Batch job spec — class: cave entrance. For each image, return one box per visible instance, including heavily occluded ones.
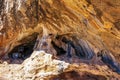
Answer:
[1,33,38,64]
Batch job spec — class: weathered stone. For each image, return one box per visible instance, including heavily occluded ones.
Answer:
[0,0,120,79]
[0,51,69,80]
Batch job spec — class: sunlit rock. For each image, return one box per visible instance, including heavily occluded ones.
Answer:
[23,51,69,78]
[0,51,69,80]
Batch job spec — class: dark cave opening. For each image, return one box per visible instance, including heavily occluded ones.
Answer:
[0,32,38,64]
[8,43,34,64]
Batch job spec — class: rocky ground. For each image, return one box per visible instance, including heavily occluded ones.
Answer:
[0,51,120,80]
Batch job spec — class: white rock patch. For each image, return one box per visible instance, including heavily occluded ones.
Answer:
[0,51,69,80]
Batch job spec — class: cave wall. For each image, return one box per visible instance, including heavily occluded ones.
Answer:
[0,0,120,61]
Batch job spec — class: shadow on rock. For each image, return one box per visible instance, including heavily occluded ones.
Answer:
[49,70,107,80]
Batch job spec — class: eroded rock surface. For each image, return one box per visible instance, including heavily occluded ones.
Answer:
[0,51,69,80]
[0,0,120,80]
[0,51,120,80]
[0,0,120,59]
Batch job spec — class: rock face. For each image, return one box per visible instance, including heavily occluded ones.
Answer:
[0,51,69,80]
[0,0,120,58]
[0,0,120,79]
[0,51,120,80]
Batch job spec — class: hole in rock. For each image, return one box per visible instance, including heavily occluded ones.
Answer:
[2,33,38,64]
[51,41,66,56]
[8,44,34,64]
